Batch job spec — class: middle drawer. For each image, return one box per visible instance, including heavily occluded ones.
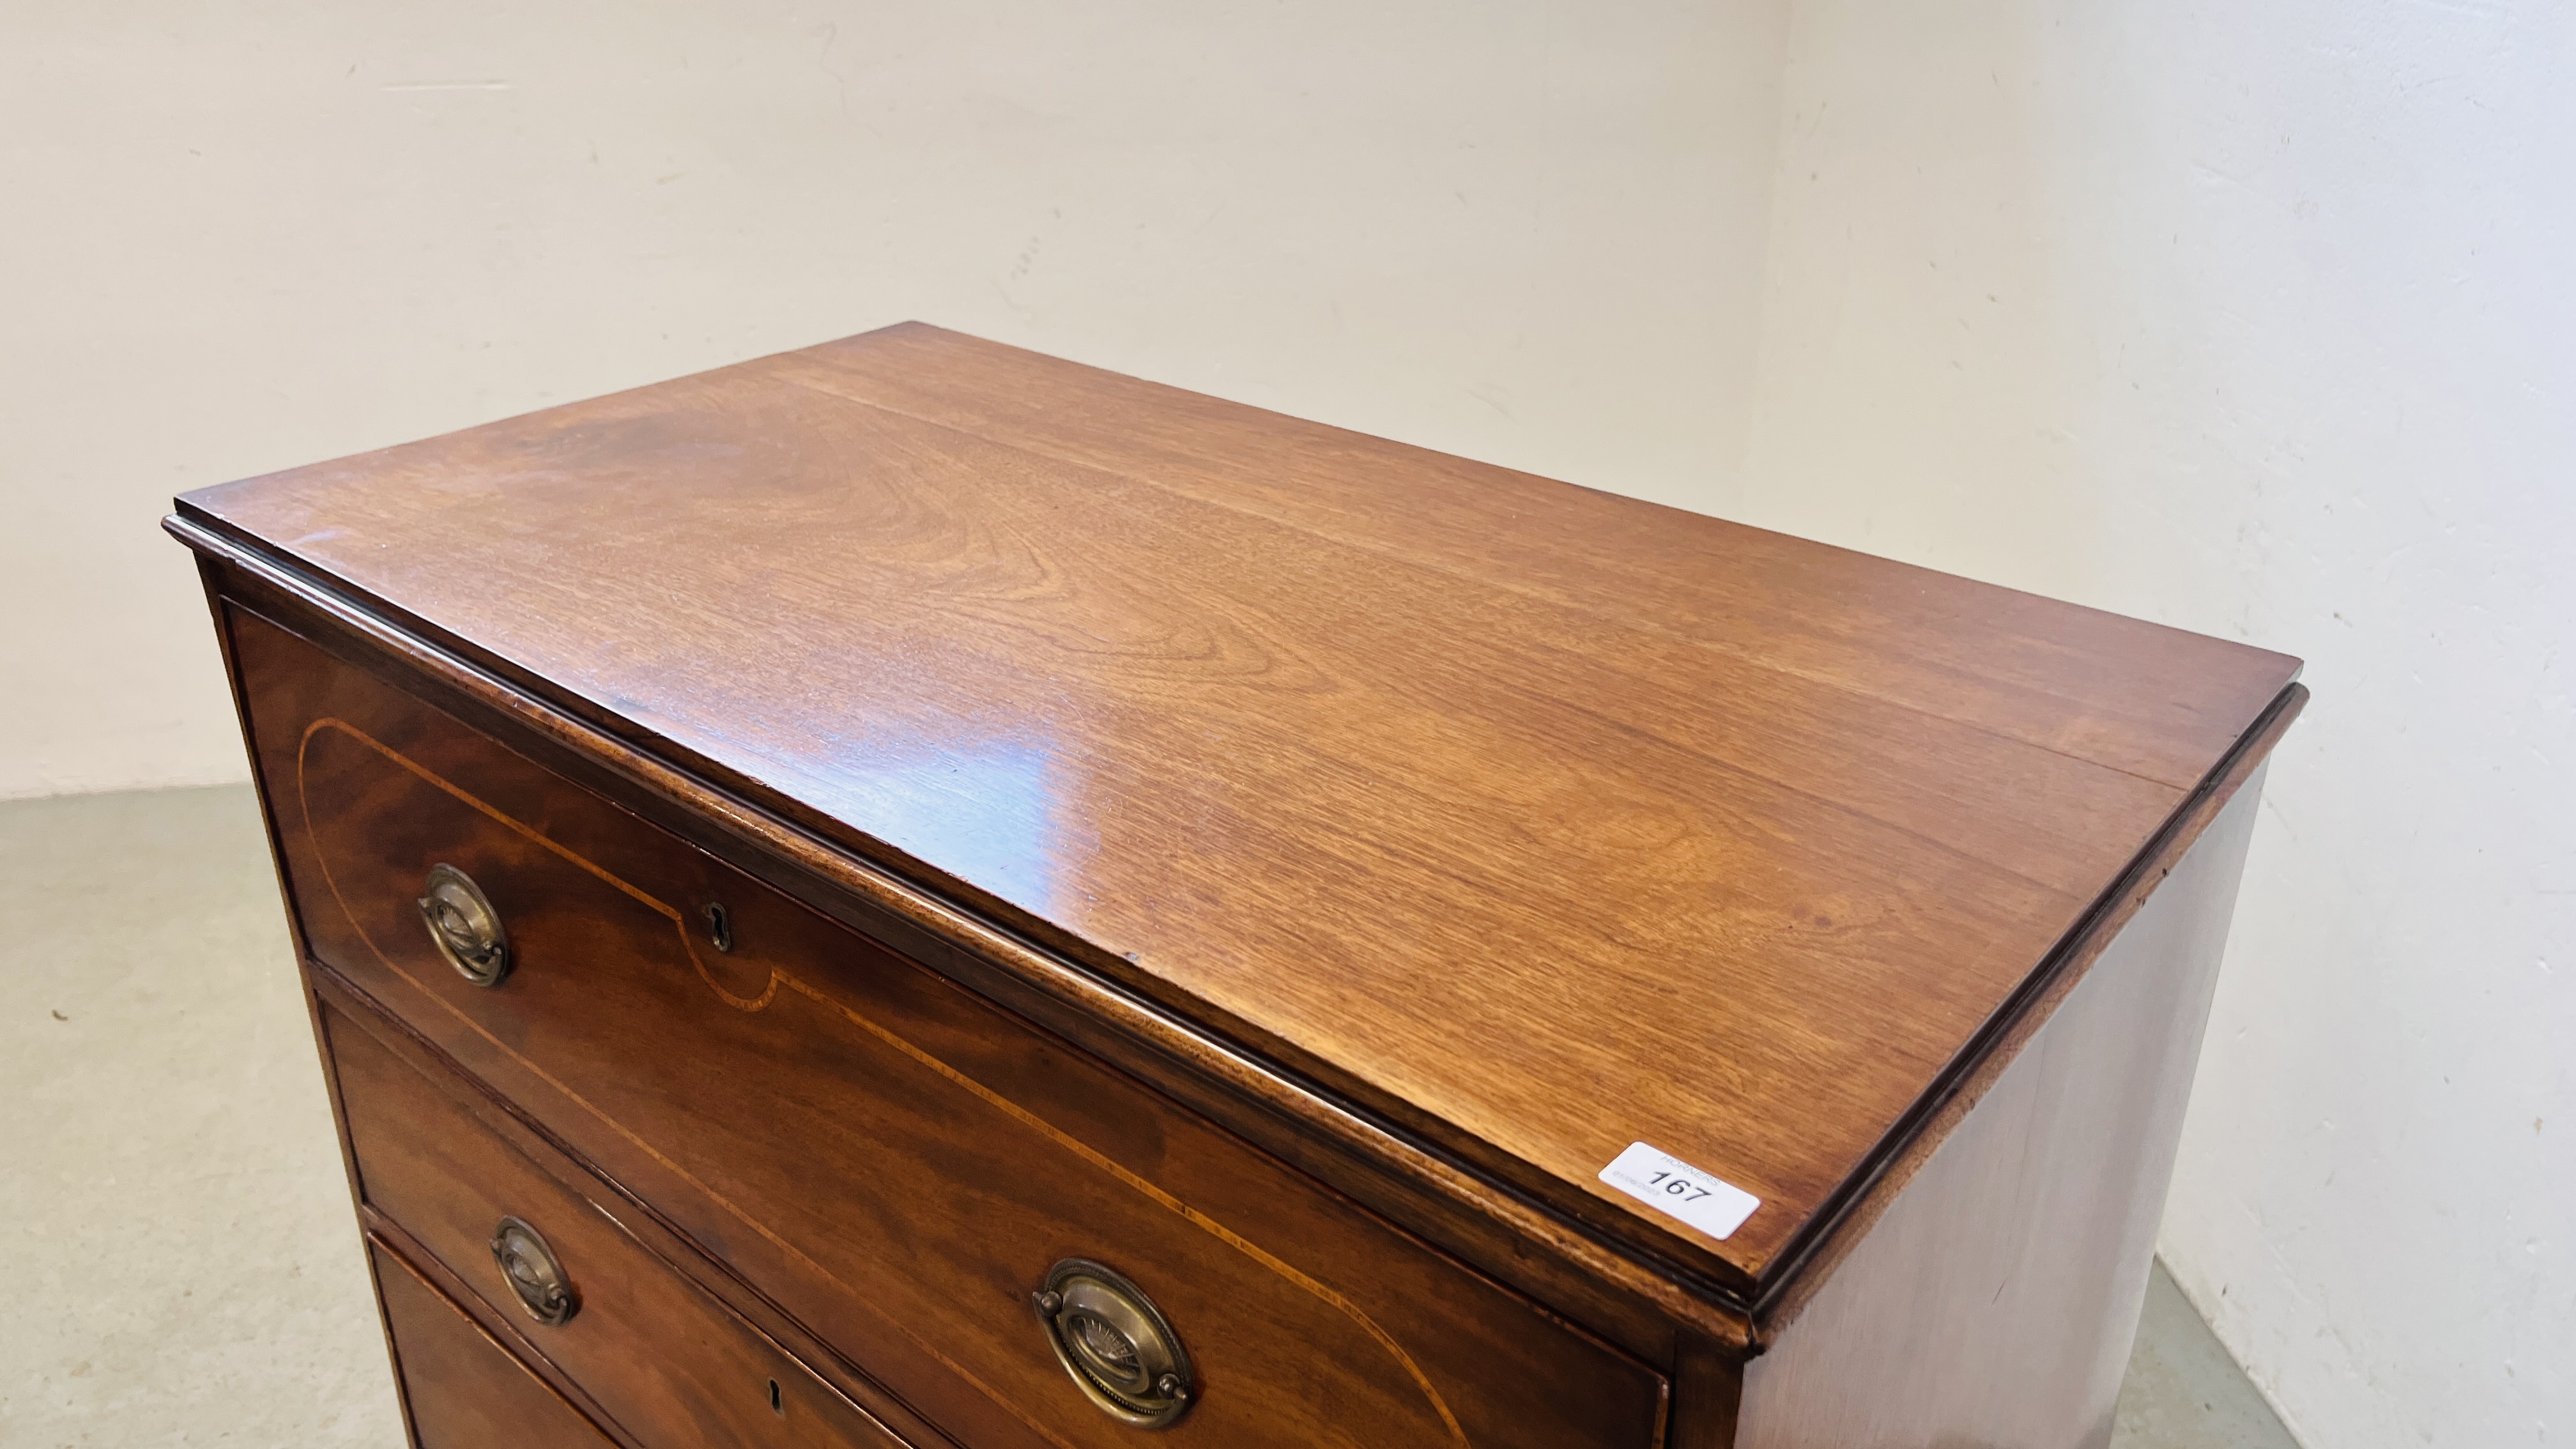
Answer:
[325,990,918,1449]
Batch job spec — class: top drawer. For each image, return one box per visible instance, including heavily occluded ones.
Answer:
[228,604,1666,1449]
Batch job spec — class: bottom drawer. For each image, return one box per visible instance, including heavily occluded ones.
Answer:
[323,990,914,1449]
[374,1238,615,1448]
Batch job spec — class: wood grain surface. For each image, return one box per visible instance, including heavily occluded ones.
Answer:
[371,1238,618,1448]
[1735,776,2267,1449]
[236,607,1664,1449]
[325,997,915,1449]
[178,322,2302,1296]
[194,548,1728,1362]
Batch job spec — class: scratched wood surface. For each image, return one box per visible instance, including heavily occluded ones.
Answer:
[178,323,2301,1292]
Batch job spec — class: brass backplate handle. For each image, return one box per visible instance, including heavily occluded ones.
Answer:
[490,1216,578,1326]
[418,862,510,987]
[1031,1259,1194,1429]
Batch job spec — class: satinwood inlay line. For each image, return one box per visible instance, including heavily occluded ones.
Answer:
[295,715,1471,1445]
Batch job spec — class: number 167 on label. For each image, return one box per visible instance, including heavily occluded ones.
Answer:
[1597,1141,1761,1241]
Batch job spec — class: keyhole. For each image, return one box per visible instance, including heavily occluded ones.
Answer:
[767,1377,783,1417]
[705,902,734,954]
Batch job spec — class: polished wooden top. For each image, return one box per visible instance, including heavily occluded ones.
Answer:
[178,323,2301,1298]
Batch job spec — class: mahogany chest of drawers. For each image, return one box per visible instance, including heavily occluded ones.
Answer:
[171,324,2303,1449]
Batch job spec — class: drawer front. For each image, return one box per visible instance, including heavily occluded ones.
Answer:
[232,604,1667,1449]
[373,1238,618,1448]
[326,994,915,1449]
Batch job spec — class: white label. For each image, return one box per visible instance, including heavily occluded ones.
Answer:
[1597,1142,1761,1241]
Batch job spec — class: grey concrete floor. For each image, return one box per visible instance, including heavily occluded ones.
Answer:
[0,785,2303,1448]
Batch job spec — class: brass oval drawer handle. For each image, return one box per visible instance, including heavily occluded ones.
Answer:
[1030,1259,1193,1429]
[418,863,510,987]
[489,1216,578,1326]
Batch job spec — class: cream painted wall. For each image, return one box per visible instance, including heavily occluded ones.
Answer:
[0,0,1785,797]
[1738,3,2575,1446]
